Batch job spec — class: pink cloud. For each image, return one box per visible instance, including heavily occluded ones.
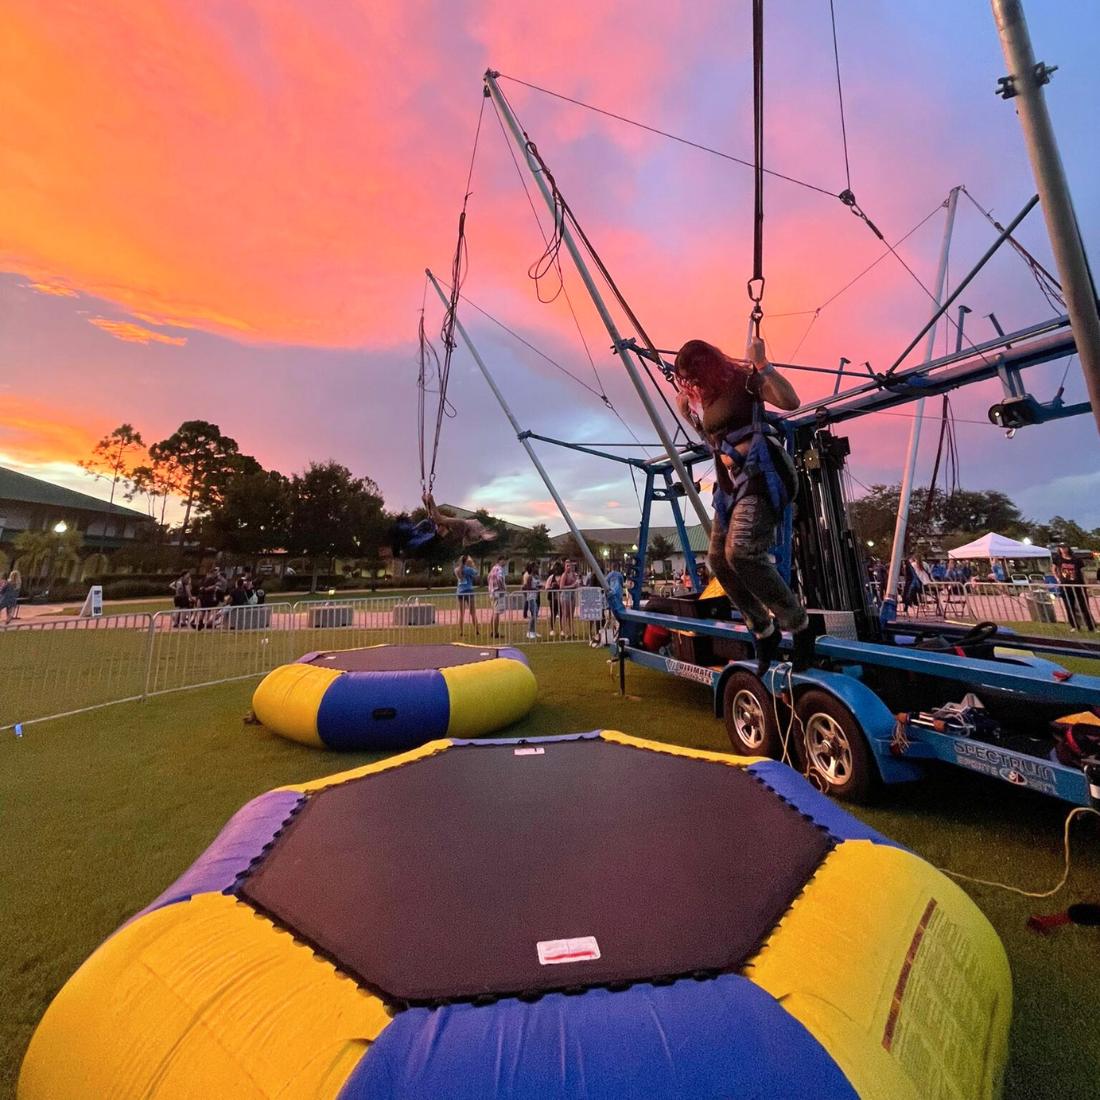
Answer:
[88,318,188,346]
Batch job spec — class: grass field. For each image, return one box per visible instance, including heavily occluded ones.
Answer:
[2,646,1099,1097]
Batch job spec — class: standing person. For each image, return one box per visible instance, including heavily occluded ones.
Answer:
[172,570,193,628]
[1053,545,1095,632]
[194,569,220,630]
[488,555,508,638]
[455,554,479,637]
[559,559,580,637]
[902,558,923,613]
[522,561,542,639]
[673,336,810,674]
[228,576,251,606]
[0,569,21,624]
[545,559,564,637]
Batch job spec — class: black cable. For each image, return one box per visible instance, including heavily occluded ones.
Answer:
[960,185,1065,312]
[748,0,765,337]
[429,94,487,493]
[496,72,839,198]
[496,84,694,439]
[769,199,943,350]
[828,0,851,192]
[490,97,608,399]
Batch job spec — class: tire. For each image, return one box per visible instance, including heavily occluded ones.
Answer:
[722,670,782,758]
[794,689,879,803]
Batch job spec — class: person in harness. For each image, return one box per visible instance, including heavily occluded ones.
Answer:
[674,335,813,674]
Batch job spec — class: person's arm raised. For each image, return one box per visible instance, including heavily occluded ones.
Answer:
[748,337,800,411]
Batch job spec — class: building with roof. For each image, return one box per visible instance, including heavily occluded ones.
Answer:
[551,523,708,575]
[0,466,154,567]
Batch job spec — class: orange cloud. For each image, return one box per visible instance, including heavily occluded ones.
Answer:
[0,398,101,467]
[87,318,188,346]
[24,280,78,297]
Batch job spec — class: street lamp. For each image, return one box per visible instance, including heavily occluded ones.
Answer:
[45,520,69,595]
[866,539,875,548]
[1022,536,1033,545]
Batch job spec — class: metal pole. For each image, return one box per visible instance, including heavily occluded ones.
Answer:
[426,270,609,588]
[484,71,712,533]
[884,186,960,606]
[992,0,1100,435]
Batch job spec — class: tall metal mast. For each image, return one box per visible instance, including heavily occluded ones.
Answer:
[991,0,1100,436]
[884,186,960,609]
[425,269,609,588]
[484,71,712,534]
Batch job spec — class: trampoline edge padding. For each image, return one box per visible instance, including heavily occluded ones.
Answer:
[21,731,1012,1100]
[252,644,537,750]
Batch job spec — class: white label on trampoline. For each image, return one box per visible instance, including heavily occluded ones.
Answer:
[514,746,545,756]
[537,937,601,965]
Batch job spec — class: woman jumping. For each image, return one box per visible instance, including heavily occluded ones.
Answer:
[673,336,813,674]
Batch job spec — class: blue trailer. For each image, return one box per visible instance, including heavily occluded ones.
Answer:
[608,590,1100,807]
[441,68,1100,813]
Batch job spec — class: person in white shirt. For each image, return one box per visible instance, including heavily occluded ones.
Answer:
[488,556,508,638]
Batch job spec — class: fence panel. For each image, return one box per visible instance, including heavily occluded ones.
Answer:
[0,613,153,728]
[144,602,298,697]
[1,588,607,730]
[913,580,1100,633]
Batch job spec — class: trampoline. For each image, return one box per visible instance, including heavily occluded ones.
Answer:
[21,732,1012,1100]
[251,643,537,749]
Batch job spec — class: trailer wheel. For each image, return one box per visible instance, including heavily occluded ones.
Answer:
[722,671,782,758]
[794,690,879,803]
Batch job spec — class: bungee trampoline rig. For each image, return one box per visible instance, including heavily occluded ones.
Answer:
[422,3,1100,810]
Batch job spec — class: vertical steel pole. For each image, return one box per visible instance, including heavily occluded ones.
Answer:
[992,0,1100,436]
[484,71,712,533]
[884,186,960,605]
[426,270,609,588]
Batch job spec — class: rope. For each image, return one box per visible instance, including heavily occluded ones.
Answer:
[941,807,1099,899]
[490,98,607,399]
[440,280,653,464]
[960,185,1065,313]
[496,72,839,198]
[828,0,851,192]
[495,85,695,439]
[425,94,487,494]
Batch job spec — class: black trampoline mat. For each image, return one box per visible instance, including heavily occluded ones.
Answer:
[238,739,832,1004]
[304,644,502,672]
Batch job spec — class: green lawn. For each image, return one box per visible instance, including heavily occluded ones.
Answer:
[2,647,1098,1097]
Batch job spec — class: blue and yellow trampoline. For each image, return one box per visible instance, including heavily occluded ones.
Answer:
[252,643,537,749]
[21,732,1011,1099]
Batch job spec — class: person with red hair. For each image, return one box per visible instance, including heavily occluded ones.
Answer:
[674,336,812,673]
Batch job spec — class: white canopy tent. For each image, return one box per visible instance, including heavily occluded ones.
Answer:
[947,533,1050,561]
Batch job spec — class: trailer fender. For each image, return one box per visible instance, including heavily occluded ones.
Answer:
[787,668,923,785]
[715,662,922,786]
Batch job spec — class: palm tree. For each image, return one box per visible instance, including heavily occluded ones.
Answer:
[14,527,84,593]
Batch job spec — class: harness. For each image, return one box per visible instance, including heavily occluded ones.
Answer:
[711,397,792,527]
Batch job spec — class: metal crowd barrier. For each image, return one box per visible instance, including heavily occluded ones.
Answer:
[0,589,608,730]
[906,580,1099,631]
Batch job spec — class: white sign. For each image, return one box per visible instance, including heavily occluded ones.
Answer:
[537,936,601,965]
[578,587,605,621]
[79,585,103,618]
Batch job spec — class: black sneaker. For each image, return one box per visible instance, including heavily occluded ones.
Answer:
[754,628,782,679]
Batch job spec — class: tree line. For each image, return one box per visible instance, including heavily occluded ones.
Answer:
[848,483,1100,564]
[78,421,560,587]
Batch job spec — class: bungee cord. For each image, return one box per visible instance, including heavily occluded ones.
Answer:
[419,95,487,497]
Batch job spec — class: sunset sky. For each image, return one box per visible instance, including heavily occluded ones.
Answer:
[2,1,1098,532]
